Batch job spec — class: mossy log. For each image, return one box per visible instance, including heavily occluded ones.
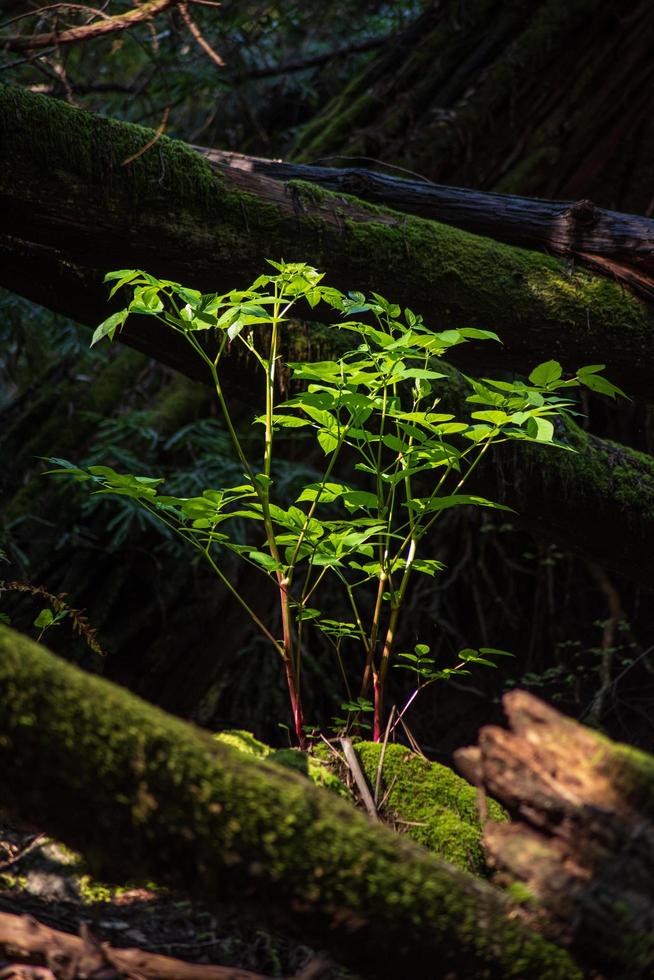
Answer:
[198,148,654,303]
[456,690,654,979]
[0,625,581,980]
[1,84,654,401]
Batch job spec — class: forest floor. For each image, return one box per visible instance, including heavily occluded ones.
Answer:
[0,822,326,978]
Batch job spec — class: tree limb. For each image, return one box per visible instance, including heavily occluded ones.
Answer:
[1,0,176,51]
[198,147,654,303]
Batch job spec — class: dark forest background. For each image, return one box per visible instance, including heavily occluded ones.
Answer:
[2,0,653,758]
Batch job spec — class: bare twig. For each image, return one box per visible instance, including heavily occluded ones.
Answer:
[121,104,171,165]
[0,911,276,979]
[339,737,378,821]
[2,0,176,51]
[236,34,388,81]
[0,2,112,31]
[0,834,46,871]
[178,1,224,68]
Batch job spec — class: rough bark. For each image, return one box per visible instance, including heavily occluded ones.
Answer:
[456,690,654,979]
[0,624,581,980]
[0,911,276,980]
[199,148,654,302]
[292,0,654,214]
[2,84,654,401]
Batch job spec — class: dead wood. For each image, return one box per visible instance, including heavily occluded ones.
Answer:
[198,147,654,303]
[455,690,654,979]
[0,910,301,980]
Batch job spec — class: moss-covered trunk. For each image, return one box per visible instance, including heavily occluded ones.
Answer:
[0,624,581,979]
[1,84,654,400]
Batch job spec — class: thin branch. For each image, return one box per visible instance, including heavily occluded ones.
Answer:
[340,737,378,821]
[121,103,170,165]
[178,0,224,68]
[236,34,389,81]
[2,0,176,51]
[373,705,395,807]
[0,2,112,31]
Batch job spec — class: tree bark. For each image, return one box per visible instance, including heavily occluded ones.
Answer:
[198,151,654,302]
[455,690,654,979]
[0,624,581,980]
[291,0,654,214]
[1,83,654,400]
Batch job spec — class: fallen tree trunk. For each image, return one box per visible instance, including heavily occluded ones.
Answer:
[455,690,654,979]
[0,625,580,980]
[1,84,654,399]
[199,148,654,302]
[2,85,654,589]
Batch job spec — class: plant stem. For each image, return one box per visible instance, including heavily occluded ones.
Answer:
[373,536,416,740]
[261,299,305,746]
[360,567,387,699]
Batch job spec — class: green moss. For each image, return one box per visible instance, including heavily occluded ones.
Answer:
[506,881,538,907]
[541,419,654,523]
[144,375,210,435]
[269,748,350,799]
[0,871,28,890]
[214,729,272,759]
[0,625,580,978]
[353,742,506,874]
[76,872,161,904]
[606,740,654,812]
[215,731,350,798]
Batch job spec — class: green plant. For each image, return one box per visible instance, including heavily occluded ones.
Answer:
[46,262,623,744]
[0,580,106,655]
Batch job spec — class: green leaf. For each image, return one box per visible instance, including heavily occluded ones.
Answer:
[317,430,339,454]
[526,416,554,442]
[411,558,445,576]
[105,269,141,298]
[33,608,54,628]
[341,697,374,713]
[264,414,311,428]
[316,619,359,639]
[408,494,513,515]
[296,482,349,504]
[528,360,562,387]
[342,490,379,512]
[247,550,282,571]
[91,310,127,347]
[295,606,321,621]
[470,410,510,425]
[576,363,605,376]
[578,372,627,399]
